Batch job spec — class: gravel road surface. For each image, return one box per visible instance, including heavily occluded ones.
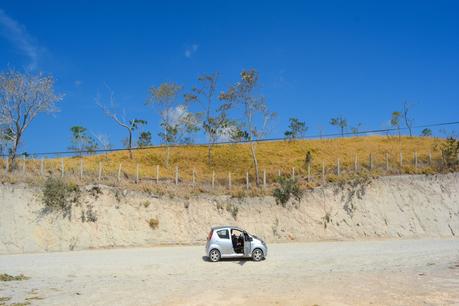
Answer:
[1,239,458,305]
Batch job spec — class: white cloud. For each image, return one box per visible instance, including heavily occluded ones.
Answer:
[0,9,41,70]
[184,43,199,59]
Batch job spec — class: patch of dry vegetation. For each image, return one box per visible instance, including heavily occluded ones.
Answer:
[0,273,29,282]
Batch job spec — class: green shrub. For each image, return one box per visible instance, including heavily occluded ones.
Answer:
[440,137,459,170]
[0,273,29,282]
[226,203,239,220]
[272,176,303,207]
[42,177,80,218]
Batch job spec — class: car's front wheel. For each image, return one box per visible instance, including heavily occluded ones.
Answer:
[209,249,221,262]
[252,248,264,262]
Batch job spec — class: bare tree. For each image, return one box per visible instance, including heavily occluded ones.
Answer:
[185,73,231,165]
[219,69,275,185]
[402,101,414,137]
[0,69,62,168]
[96,90,146,159]
[147,83,199,167]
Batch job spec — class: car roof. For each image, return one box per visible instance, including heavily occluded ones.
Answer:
[212,225,244,231]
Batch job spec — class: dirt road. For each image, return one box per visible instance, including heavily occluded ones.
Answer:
[1,239,458,305]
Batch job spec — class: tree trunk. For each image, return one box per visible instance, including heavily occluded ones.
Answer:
[9,131,21,171]
[249,141,259,186]
[128,130,133,159]
[207,143,212,165]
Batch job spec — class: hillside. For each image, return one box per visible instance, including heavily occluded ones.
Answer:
[6,136,448,187]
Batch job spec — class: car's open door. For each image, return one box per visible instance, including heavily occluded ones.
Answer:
[243,231,252,257]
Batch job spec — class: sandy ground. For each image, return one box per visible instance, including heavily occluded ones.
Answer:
[1,239,458,306]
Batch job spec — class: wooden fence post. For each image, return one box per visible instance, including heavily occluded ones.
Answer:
[428,151,432,166]
[22,155,26,175]
[98,162,102,181]
[192,168,196,186]
[246,171,249,190]
[156,165,159,184]
[263,169,266,189]
[61,159,65,178]
[118,163,122,182]
[212,171,215,189]
[228,172,232,190]
[136,164,140,183]
[337,158,340,176]
[354,154,358,172]
[321,161,325,184]
[307,163,311,182]
[385,153,389,171]
[40,158,44,176]
[278,169,281,177]
[292,167,295,179]
[399,152,403,169]
[369,153,373,170]
[414,151,418,169]
[80,159,83,179]
[175,166,179,185]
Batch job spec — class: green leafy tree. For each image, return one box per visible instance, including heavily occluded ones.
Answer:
[421,128,432,137]
[137,131,152,147]
[391,111,401,139]
[330,117,347,137]
[219,69,275,185]
[69,126,98,155]
[284,118,307,140]
[0,69,62,168]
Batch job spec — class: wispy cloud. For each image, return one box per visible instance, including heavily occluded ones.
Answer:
[184,43,199,59]
[0,8,42,70]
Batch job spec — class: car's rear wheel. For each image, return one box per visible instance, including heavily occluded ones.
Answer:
[252,248,264,262]
[209,249,221,262]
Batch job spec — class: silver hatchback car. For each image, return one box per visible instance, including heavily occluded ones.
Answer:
[205,226,267,262]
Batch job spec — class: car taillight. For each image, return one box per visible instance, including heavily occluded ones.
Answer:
[207,230,213,241]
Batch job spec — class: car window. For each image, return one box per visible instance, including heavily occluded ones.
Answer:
[217,229,229,239]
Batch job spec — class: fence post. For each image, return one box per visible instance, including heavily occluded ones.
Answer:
[385,153,389,171]
[40,158,44,176]
[246,171,249,190]
[98,162,102,181]
[192,168,196,186]
[4,158,8,174]
[136,164,140,183]
[399,152,403,169]
[337,158,340,176]
[414,151,418,169]
[175,166,179,185]
[428,151,432,166]
[321,161,325,185]
[22,155,26,175]
[61,159,65,178]
[118,163,122,182]
[80,159,83,179]
[156,165,159,184]
[354,154,358,172]
[369,153,373,171]
[212,170,215,189]
[307,163,311,182]
[292,167,295,179]
[278,169,281,177]
[228,172,232,190]
[263,169,266,189]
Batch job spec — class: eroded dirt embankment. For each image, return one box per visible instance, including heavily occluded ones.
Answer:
[0,173,458,254]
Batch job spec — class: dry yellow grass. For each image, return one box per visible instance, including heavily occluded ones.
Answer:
[2,136,446,186]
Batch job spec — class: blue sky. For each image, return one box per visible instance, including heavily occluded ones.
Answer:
[0,0,458,154]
